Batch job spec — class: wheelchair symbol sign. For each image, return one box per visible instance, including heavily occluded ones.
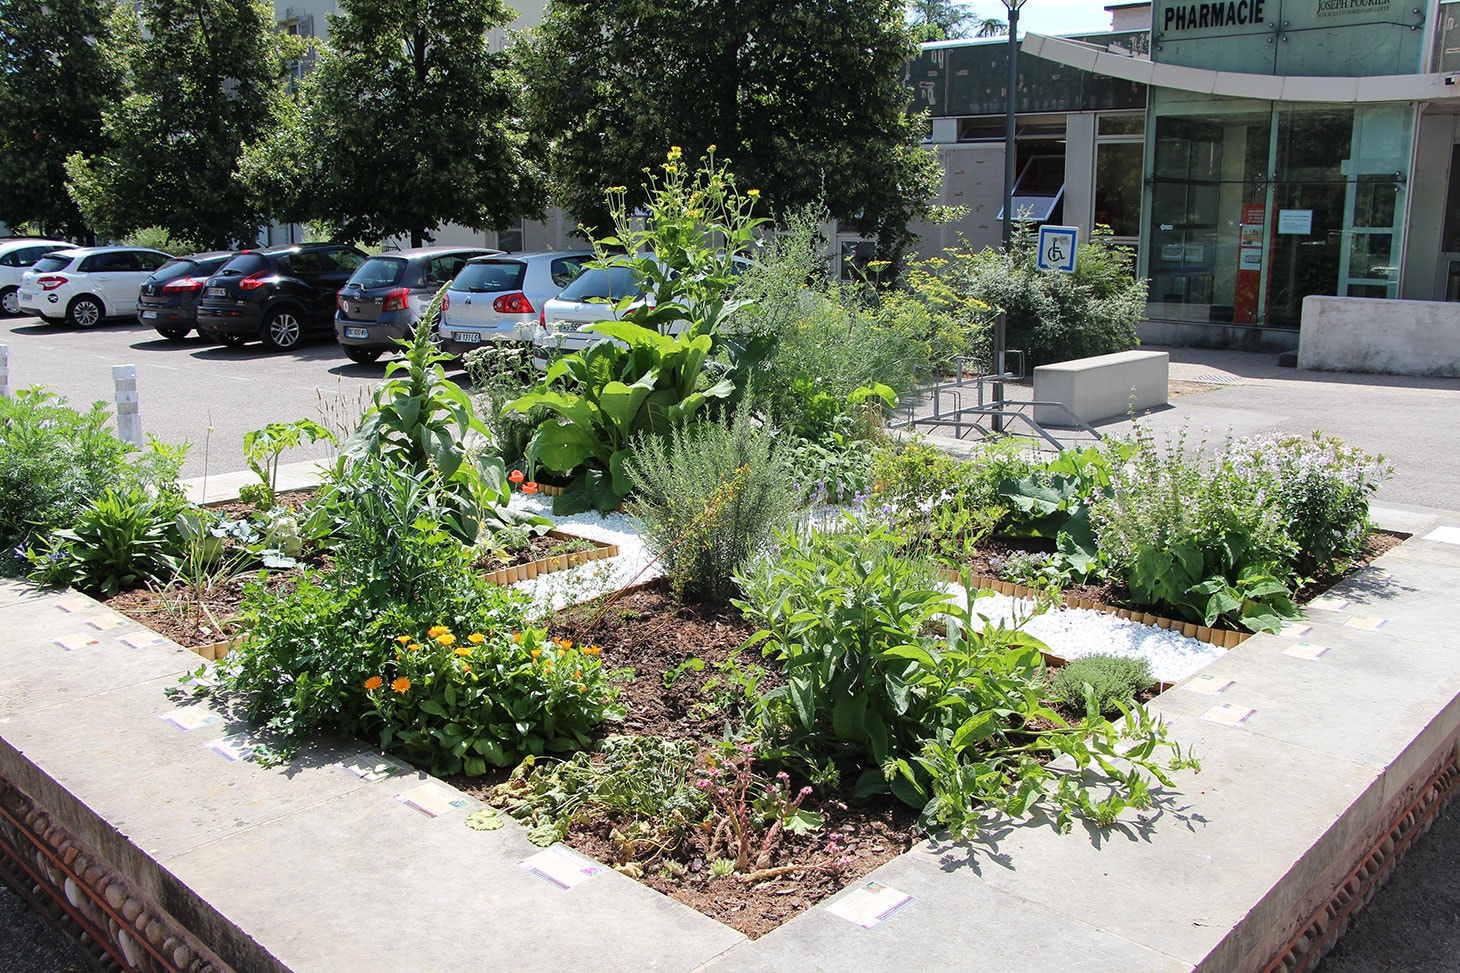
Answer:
[1037,225,1079,273]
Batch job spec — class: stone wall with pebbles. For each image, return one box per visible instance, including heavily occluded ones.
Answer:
[0,776,228,973]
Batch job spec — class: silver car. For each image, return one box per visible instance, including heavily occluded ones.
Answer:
[436,250,593,356]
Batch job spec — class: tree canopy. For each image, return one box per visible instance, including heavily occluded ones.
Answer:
[520,0,942,256]
[906,1,1007,42]
[64,0,299,248]
[281,0,546,247]
[0,0,128,239]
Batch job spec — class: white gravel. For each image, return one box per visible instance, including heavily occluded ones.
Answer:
[506,494,1222,682]
[960,589,1223,684]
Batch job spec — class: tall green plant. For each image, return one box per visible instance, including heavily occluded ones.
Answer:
[509,325,734,514]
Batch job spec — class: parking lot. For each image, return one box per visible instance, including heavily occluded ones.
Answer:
[0,313,396,478]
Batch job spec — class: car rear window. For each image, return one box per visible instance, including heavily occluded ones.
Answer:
[216,253,270,277]
[556,265,641,301]
[32,255,73,273]
[150,258,208,282]
[349,256,407,289]
[453,260,526,292]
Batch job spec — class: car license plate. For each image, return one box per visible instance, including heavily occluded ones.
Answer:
[344,327,369,339]
[141,310,158,319]
[18,290,34,303]
[206,286,227,298]
[454,332,481,344]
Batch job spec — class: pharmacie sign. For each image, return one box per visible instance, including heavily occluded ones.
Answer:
[1163,0,1266,31]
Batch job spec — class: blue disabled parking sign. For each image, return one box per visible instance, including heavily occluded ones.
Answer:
[1037,225,1079,273]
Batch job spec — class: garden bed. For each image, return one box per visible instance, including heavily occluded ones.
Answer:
[478,530,619,586]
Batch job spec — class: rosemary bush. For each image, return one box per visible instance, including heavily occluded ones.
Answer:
[1050,655,1154,717]
[625,411,805,602]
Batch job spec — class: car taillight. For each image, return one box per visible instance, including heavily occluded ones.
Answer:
[442,292,450,312]
[162,277,205,294]
[337,292,348,312]
[493,292,534,314]
[238,270,268,290]
[382,287,410,313]
[539,307,546,327]
[37,275,67,291]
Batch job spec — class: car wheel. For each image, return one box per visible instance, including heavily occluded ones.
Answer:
[344,346,383,365]
[66,296,104,329]
[0,287,19,317]
[261,308,303,351]
[156,326,190,341]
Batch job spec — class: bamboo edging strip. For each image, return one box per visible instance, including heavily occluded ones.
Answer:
[946,569,1253,652]
[481,530,619,586]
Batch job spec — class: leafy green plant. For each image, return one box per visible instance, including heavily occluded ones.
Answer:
[509,325,735,513]
[1093,426,1303,633]
[496,735,706,852]
[691,742,830,878]
[364,625,620,776]
[344,302,532,541]
[1049,655,1154,717]
[625,410,806,602]
[734,513,1197,837]
[463,343,541,463]
[0,387,183,575]
[997,442,1134,580]
[27,485,188,597]
[242,418,334,507]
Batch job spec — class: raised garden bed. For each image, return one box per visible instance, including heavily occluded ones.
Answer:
[478,530,619,585]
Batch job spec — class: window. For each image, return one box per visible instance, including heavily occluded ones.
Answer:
[81,252,139,272]
[997,155,1065,222]
[455,260,527,292]
[351,257,407,288]
[550,257,587,288]
[32,255,74,274]
[557,265,641,301]
[1095,143,1143,238]
[136,251,168,271]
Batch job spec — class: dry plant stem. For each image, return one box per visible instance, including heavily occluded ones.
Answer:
[741,862,838,883]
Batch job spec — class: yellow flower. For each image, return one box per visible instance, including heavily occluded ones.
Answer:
[455,646,471,657]
[512,632,523,644]
[395,635,410,645]
[708,143,717,151]
[408,643,421,652]
[531,648,542,658]
[557,648,566,657]
[608,185,626,193]
[427,625,448,638]
[578,685,587,693]
[747,188,761,198]
[668,145,683,159]
[557,638,574,650]
[364,676,384,691]
[391,677,411,694]
[544,663,554,673]
[468,633,485,644]
[583,645,602,656]
[436,633,457,647]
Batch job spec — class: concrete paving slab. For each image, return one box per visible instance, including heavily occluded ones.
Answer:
[711,849,1189,973]
[0,675,383,862]
[165,779,745,973]
[1368,502,1445,536]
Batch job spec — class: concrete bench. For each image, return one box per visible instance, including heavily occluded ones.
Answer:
[1033,349,1169,426]
[1300,295,1460,377]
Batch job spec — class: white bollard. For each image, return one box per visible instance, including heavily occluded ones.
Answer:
[0,345,8,398]
[112,364,143,446]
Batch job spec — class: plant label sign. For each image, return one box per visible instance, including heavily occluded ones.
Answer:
[825,881,914,928]
[1037,225,1079,273]
[518,846,604,890]
[396,780,471,817]
[159,706,222,732]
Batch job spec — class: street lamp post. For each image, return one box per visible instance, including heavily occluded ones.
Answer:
[994,0,1027,434]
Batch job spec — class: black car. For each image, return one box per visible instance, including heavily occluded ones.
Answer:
[334,246,497,364]
[137,251,236,341]
[195,243,367,351]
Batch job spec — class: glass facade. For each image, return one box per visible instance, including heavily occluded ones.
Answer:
[1144,96,1412,327]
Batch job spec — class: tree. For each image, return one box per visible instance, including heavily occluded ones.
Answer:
[64,0,301,248]
[274,0,545,247]
[520,0,942,258]
[906,0,1007,42]
[0,0,128,240]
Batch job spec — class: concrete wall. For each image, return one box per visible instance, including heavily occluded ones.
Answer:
[1299,295,1460,376]
[1033,349,1169,424]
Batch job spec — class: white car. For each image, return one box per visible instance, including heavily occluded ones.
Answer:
[18,246,172,327]
[0,238,72,316]
[436,250,593,356]
[534,261,657,359]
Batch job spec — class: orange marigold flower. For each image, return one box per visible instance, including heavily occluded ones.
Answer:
[578,685,587,693]
[512,632,523,644]
[454,646,471,657]
[391,677,411,694]
[523,482,539,495]
[557,638,573,650]
[395,635,410,645]
[509,469,525,484]
[364,676,384,691]
[531,648,542,658]
[462,664,472,673]
[436,633,457,646]
[468,633,486,644]
[583,645,602,655]
[427,625,448,638]
[408,643,421,652]
[574,670,582,679]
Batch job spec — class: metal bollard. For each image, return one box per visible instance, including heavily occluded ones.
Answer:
[0,345,8,398]
[112,364,143,446]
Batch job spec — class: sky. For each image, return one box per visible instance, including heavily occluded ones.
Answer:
[985,0,1132,36]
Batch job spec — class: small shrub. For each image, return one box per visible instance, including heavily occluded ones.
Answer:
[625,411,805,602]
[27,484,189,597]
[463,343,540,463]
[0,387,182,574]
[1050,655,1154,716]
